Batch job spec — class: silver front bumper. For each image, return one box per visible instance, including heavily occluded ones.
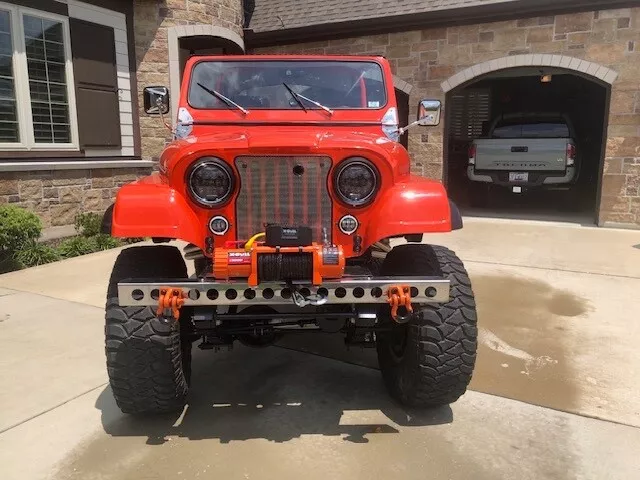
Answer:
[117,277,450,307]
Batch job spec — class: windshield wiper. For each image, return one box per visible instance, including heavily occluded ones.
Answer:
[282,83,333,115]
[197,82,249,115]
[282,82,307,112]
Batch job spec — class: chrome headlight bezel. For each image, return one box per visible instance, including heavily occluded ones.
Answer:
[187,157,235,207]
[333,157,379,208]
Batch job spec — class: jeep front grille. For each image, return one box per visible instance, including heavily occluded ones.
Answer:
[234,156,332,242]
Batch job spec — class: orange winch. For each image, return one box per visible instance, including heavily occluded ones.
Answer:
[214,242,345,287]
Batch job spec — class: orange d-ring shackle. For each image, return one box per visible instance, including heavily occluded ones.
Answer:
[387,285,413,322]
[156,287,186,320]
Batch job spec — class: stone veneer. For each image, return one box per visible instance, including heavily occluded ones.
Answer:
[0,168,151,228]
[0,1,245,232]
[133,0,244,160]
[254,7,640,228]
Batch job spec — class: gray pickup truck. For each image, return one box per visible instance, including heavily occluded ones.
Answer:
[467,112,578,193]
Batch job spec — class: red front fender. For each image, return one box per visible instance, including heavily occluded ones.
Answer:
[111,179,203,248]
[365,176,453,245]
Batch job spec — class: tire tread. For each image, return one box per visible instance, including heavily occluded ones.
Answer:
[376,244,478,407]
[105,246,189,415]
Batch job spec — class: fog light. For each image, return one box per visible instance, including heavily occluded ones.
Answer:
[209,216,229,235]
[339,215,358,235]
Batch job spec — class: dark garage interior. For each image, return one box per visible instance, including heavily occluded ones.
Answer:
[444,68,609,225]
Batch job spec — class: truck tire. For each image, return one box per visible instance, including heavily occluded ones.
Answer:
[105,245,190,415]
[376,244,477,407]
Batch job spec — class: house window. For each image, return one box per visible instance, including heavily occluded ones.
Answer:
[0,9,18,143]
[0,3,78,151]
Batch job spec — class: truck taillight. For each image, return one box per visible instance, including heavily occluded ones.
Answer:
[468,144,476,165]
[566,143,576,166]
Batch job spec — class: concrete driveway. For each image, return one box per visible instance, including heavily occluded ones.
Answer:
[1,217,639,480]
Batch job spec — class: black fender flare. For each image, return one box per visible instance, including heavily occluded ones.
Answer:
[101,203,114,234]
[449,200,463,230]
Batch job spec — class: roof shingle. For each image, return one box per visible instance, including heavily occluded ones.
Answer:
[247,0,519,33]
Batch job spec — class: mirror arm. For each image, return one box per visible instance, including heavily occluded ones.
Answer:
[156,98,173,133]
[397,119,423,136]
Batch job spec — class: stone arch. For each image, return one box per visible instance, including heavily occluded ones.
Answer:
[168,25,245,120]
[440,54,618,93]
[393,75,413,95]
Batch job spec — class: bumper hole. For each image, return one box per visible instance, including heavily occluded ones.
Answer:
[207,289,219,300]
[263,288,274,299]
[335,287,347,298]
[300,287,311,297]
[317,287,329,298]
[353,287,364,298]
[425,287,437,298]
[410,287,419,298]
[371,287,382,298]
[131,289,144,301]
[225,289,238,300]
[150,289,159,300]
[244,289,256,300]
[281,288,292,299]
[188,289,200,300]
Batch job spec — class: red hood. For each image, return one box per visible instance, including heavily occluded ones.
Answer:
[160,127,410,179]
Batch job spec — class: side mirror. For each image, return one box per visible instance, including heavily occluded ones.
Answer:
[417,99,442,126]
[143,86,170,115]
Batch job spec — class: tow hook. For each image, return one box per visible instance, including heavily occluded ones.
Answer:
[289,283,328,307]
[387,285,413,324]
[156,287,186,320]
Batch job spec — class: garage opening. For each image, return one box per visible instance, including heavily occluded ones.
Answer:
[395,87,410,149]
[168,25,245,120]
[444,67,610,225]
[178,35,244,81]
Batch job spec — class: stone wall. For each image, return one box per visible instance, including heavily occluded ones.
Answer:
[134,0,244,160]
[0,168,151,228]
[253,7,640,227]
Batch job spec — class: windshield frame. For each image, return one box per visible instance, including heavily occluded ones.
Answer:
[186,58,389,112]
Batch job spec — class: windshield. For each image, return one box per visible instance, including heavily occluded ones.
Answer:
[492,118,570,139]
[188,60,387,110]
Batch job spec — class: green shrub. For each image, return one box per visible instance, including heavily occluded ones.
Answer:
[0,205,42,252]
[0,252,22,274]
[74,212,102,237]
[57,236,99,258]
[123,237,145,244]
[15,241,61,267]
[94,233,123,250]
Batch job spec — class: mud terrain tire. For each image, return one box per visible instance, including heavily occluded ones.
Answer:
[376,244,477,407]
[105,246,190,415]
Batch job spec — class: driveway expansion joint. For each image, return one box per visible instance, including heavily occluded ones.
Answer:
[0,383,108,436]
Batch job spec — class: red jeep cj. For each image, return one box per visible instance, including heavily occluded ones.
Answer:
[102,55,477,415]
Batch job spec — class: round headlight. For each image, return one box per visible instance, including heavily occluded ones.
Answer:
[334,158,378,207]
[188,158,234,206]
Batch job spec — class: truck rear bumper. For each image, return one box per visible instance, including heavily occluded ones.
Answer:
[118,276,450,307]
[467,166,576,186]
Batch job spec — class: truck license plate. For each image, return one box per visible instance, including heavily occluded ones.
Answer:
[509,172,528,182]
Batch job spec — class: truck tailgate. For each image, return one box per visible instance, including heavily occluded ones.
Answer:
[475,138,568,171]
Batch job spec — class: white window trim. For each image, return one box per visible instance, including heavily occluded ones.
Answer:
[0,2,79,152]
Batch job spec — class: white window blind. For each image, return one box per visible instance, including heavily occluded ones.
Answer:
[0,3,78,151]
